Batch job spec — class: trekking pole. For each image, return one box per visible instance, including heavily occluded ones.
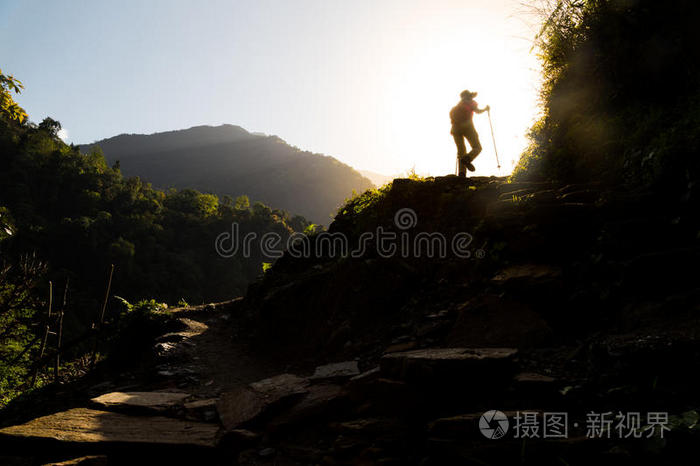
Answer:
[487,108,501,172]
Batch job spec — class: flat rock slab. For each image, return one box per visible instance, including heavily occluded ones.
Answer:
[183,398,219,422]
[268,383,346,434]
[90,392,190,413]
[218,374,309,430]
[380,347,517,382]
[0,408,219,447]
[310,361,360,381]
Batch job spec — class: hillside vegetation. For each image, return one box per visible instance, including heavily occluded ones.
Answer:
[0,107,308,405]
[81,125,375,224]
[514,0,700,198]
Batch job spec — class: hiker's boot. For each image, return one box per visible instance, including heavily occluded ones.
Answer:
[457,155,468,177]
[466,161,476,172]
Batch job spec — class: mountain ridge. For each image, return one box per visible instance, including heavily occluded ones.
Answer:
[80,124,374,223]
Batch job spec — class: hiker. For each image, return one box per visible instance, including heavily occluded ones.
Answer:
[450,90,489,177]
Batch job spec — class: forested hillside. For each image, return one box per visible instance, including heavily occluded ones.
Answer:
[0,86,309,404]
[81,125,375,224]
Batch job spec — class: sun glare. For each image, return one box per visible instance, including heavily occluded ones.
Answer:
[379,5,541,178]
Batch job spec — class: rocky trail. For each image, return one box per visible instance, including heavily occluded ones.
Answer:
[1,176,699,465]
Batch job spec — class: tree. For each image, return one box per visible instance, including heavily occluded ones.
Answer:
[38,117,62,138]
[0,70,27,123]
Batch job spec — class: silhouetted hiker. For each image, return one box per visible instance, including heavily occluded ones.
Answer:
[450,90,489,177]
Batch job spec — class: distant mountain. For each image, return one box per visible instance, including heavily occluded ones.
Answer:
[359,170,394,187]
[80,125,374,223]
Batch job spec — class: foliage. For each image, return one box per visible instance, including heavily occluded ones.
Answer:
[0,255,46,407]
[339,184,392,218]
[513,0,700,193]
[0,70,27,123]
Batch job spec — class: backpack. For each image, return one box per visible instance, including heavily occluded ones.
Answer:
[450,100,475,125]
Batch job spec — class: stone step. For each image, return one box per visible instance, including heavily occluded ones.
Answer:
[89,391,190,415]
[380,347,518,384]
[310,361,360,382]
[0,408,219,449]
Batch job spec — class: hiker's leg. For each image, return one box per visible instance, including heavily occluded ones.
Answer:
[465,128,482,161]
[453,133,467,177]
[453,132,467,158]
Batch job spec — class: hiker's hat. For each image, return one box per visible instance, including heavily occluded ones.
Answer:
[460,90,477,100]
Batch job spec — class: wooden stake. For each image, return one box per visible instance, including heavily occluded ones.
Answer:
[91,265,115,368]
[98,265,115,327]
[31,281,52,387]
[54,278,69,382]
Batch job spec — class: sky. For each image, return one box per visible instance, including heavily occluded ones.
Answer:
[0,0,543,177]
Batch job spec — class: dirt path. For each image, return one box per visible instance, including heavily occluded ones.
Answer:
[151,301,285,399]
[0,300,290,464]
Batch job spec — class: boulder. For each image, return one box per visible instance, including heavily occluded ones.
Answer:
[217,374,309,430]
[267,383,347,435]
[216,387,267,430]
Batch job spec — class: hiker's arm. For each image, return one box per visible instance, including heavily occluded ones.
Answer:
[475,105,490,114]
